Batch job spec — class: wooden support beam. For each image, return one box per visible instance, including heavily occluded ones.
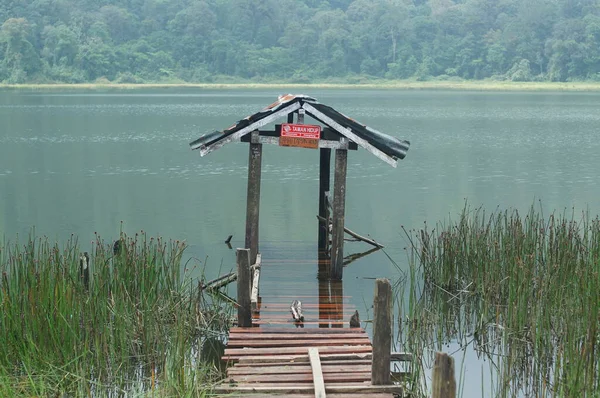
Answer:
[330,146,348,280]
[371,278,392,385]
[236,248,252,328]
[245,131,262,264]
[251,253,261,311]
[308,348,326,398]
[318,148,331,251]
[432,352,456,398]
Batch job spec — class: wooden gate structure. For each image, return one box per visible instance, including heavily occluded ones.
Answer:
[190,94,410,280]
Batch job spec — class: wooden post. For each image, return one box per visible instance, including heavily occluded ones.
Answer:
[245,131,262,265]
[318,148,331,251]
[432,352,456,398]
[371,278,392,385]
[330,145,348,280]
[236,248,252,327]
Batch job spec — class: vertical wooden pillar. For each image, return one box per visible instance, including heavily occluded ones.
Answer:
[372,278,392,385]
[244,131,262,265]
[236,248,252,327]
[318,148,331,252]
[330,146,348,280]
[432,352,456,398]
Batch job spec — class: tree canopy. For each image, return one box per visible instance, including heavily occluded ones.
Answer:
[0,0,599,83]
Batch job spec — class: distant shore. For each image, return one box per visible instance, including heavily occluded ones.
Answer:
[2,80,600,91]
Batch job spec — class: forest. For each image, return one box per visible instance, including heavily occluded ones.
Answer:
[0,0,599,84]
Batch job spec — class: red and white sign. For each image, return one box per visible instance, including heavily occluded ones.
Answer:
[281,123,321,139]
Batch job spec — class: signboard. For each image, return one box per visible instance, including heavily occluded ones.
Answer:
[279,123,321,149]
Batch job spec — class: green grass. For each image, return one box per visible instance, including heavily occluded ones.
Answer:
[0,231,232,396]
[399,203,600,397]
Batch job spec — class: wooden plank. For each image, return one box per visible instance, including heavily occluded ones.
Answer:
[226,339,371,348]
[330,146,348,280]
[371,278,392,385]
[237,394,394,398]
[253,304,355,309]
[230,371,371,384]
[236,249,252,328]
[227,365,372,375]
[302,102,397,167]
[228,333,368,340]
[230,360,372,369]
[229,327,363,334]
[249,319,348,324]
[224,345,371,357]
[197,101,301,154]
[245,133,262,265]
[234,353,372,364]
[308,348,326,398]
[212,384,404,395]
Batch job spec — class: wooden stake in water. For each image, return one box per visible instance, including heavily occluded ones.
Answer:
[237,248,252,327]
[372,278,392,385]
[432,352,456,398]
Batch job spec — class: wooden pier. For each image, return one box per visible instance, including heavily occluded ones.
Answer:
[212,248,407,397]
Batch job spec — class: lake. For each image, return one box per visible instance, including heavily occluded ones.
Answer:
[1,88,599,395]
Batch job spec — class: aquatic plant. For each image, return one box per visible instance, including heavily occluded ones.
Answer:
[0,231,231,396]
[399,204,600,397]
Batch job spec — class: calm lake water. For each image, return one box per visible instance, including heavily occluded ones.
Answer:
[1,88,600,395]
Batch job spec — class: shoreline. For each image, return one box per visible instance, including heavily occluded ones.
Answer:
[1,81,600,91]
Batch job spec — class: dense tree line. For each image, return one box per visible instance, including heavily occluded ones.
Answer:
[1,0,599,84]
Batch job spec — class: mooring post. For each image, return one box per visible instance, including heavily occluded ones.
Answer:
[236,248,252,327]
[318,148,331,252]
[432,352,456,398]
[330,144,348,280]
[245,130,262,265]
[371,278,392,385]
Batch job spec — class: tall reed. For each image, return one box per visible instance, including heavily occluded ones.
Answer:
[0,231,231,396]
[399,204,600,397]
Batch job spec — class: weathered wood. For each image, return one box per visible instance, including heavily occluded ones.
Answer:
[226,338,372,348]
[390,352,413,362]
[230,327,363,334]
[245,131,262,265]
[200,271,236,291]
[227,364,372,375]
[236,249,252,328]
[371,278,392,385]
[318,148,331,251]
[235,352,372,364]
[290,300,304,322]
[231,360,372,369]
[230,371,371,384]
[302,102,398,167]
[228,333,368,340]
[317,216,384,248]
[432,352,456,398]
[235,394,394,398]
[197,101,301,154]
[330,147,348,280]
[251,253,261,311]
[308,348,326,398]
[224,345,372,359]
[297,108,305,124]
[212,384,404,395]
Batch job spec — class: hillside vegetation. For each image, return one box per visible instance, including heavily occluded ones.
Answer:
[1,0,599,84]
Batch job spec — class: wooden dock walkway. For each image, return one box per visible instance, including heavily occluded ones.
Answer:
[212,249,406,397]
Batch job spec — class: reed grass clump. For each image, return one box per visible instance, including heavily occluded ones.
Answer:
[400,204,600,397]
[0,231,232,396]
